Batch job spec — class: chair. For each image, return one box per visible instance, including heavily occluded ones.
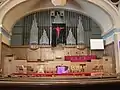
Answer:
[80,64,86,72]
[92,66,99,72]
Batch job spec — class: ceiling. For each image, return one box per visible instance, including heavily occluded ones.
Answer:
[0,0,119,35]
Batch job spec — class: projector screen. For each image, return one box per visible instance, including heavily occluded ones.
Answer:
[90,39,104,50]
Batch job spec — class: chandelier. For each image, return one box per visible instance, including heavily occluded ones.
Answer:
[51,0,67,6]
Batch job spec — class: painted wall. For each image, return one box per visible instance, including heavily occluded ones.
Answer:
[103,33,114,45]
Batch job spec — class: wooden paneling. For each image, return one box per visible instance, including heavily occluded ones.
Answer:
[91,50,104,58]
[1,43,12,73]
[27,48,40,61]
[2,44,115,75]
[40,48,54,61]
[105,42,115,73]
[105,42,115,60]
[12,48,27,60]
[11,45,90,62]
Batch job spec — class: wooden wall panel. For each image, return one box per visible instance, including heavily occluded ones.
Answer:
[2,44,115,75]
[91,50,104,58]
[10,45,96,62]
[54,49,64,61]
[105,43,115,60]
[105,42,115,73]
[40,48,54,61]
[2,43,12,73]
[27,48,40,61]
[2,43,12,57]
[9,45,113,62]
[3,57,14,75]
[12,48,27,60]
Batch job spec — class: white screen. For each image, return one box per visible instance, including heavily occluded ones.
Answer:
[90,39,104,50]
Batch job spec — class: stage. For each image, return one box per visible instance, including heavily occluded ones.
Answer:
[0,76,119,90]
[0,76,118,85]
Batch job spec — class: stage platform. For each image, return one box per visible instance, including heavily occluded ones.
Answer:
[0,75,119,90]
[0,77,120,90]
[11,72,106,77]
[0,75,118,85]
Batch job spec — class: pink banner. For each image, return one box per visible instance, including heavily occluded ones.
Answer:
[65,55,96,62]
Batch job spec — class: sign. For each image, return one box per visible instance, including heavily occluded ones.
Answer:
[90,39,104,50]
[65,55,96,62]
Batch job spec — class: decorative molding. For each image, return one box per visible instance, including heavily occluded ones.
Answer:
[0,0,6,5]
[104,41,114,47]
[102,28,120,39]
[108,0,120,5]
[1,27,10,38]
[29,44,39,50]
[108,0,120,9]
[2,42,10,48]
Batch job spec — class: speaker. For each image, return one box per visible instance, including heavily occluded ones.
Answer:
[50,11,55,17]
[60,11,64,17]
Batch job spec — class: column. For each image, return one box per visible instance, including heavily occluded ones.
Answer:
[0,27,2,70]
[114,32,120,74]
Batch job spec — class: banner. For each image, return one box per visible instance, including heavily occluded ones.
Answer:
[65,55,96,62]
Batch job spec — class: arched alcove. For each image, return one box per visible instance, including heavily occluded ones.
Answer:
[11,9,102,47]
[0,0,119,34]
[0,0,117,77]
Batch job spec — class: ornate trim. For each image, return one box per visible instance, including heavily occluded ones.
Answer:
[108,0,120,9]
[0,0,6,5]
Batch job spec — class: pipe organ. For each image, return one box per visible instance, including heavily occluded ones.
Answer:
[11,9,101,47]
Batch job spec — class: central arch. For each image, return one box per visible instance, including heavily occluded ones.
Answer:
[0,0,119,35]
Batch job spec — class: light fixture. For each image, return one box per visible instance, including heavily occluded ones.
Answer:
[51,0,67,6]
